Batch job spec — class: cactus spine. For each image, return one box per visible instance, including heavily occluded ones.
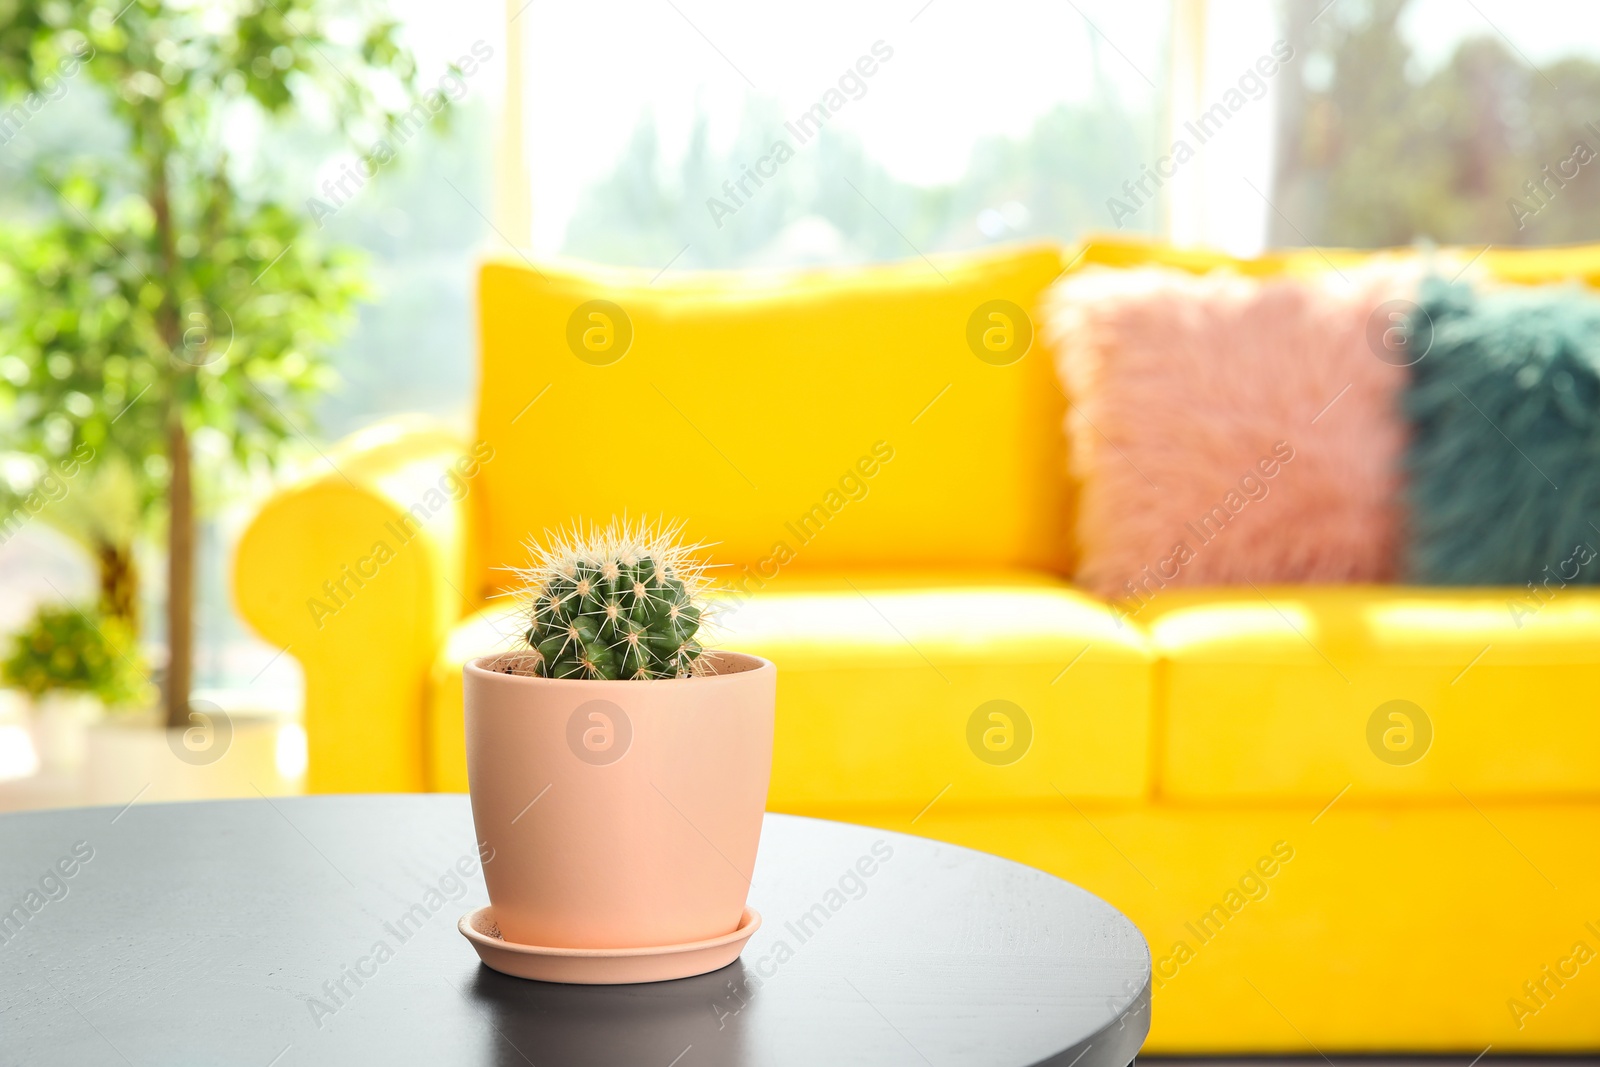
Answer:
[501,520,711,680]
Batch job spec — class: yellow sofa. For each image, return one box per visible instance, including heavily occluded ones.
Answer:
[235,237,1600,1052]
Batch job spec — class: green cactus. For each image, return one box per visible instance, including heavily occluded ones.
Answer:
[503,520,712,680]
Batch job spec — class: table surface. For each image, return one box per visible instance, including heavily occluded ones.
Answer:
[0,795,1150,1067]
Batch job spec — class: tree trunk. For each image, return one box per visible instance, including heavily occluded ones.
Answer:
[96,540,139,629]
[164,417,193,728]
[148,105,192,730]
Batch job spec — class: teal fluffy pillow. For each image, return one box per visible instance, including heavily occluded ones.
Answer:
[1405,279,1600,585]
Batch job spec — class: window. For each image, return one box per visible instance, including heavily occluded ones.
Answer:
[517,0,1172,269]
[1269,0,1600,248]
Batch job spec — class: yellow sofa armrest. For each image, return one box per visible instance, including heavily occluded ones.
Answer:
[233,416,489,793]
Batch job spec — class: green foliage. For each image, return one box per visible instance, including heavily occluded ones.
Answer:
[0,2,439,707]
[1274,0,1600,247]
[1,603,148,707]
[502,521,713,681]
[0,0,429,508]
[0,171,365,514]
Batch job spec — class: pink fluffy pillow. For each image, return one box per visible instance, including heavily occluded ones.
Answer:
[1045,265,1413,614]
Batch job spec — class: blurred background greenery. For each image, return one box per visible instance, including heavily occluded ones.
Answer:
[1273,0,1600,247]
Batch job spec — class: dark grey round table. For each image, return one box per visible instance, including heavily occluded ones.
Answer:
[0,795,1149,1066]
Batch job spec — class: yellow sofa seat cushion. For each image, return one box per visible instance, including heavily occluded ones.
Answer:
[1143,586,1600,801]
[711,570,1153,807]
[426,571,1154,804]
[473,244,1070,595]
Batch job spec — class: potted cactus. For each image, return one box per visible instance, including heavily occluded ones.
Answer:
[458,520,776,984]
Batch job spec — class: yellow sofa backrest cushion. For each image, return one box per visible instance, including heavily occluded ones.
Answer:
[474,244,1070,593]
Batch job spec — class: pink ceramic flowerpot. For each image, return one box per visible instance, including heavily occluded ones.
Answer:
[463,651,776,950]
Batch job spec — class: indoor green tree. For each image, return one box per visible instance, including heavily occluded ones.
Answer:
[0,0,434,726]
